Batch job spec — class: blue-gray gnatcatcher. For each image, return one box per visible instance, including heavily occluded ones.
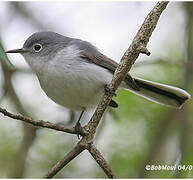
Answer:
[6,31,191,137]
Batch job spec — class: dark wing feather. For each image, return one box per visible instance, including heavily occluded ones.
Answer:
[81,48,139,91]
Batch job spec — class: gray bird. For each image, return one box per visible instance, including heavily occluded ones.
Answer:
[6,31,191,137]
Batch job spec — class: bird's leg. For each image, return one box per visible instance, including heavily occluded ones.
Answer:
[74,110,84,139]
[104,84,117,96]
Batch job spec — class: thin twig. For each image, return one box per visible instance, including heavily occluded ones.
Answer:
[44,143,85,178]
[0,107,84,136]
[88,144,116,178]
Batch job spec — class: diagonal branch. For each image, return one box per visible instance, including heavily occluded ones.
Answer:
[88,144,116,178]
[44,143,85,178]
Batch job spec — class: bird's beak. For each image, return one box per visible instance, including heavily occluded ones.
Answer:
[5,48,29,54]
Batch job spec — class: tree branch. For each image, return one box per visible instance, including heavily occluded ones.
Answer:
[0,107,84,136]
[44,143,85,178]
[88,144,116,178]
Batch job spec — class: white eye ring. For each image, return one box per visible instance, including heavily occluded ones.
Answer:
[33,43,42,52]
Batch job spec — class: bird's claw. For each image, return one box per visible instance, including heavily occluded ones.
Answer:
[104,84,117,96]
[74,121,82,139]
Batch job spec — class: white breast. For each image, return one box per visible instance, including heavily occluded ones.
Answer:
[29,45,113,111]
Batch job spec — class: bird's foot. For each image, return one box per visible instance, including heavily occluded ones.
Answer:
[74,121,82,139]
[104,84,117,96]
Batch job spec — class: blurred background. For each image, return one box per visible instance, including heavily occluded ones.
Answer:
[0,1,192,178]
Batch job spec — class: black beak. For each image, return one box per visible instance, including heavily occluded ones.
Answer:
[5,48,28,53]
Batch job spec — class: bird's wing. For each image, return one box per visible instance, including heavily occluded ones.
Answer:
[81,48,140,91]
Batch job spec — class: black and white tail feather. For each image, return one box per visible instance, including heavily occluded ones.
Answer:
[124,77,190,109]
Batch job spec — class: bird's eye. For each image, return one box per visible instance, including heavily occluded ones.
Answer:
[33,43,42,52]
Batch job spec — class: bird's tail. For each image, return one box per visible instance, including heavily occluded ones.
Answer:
[124,77,191,109]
